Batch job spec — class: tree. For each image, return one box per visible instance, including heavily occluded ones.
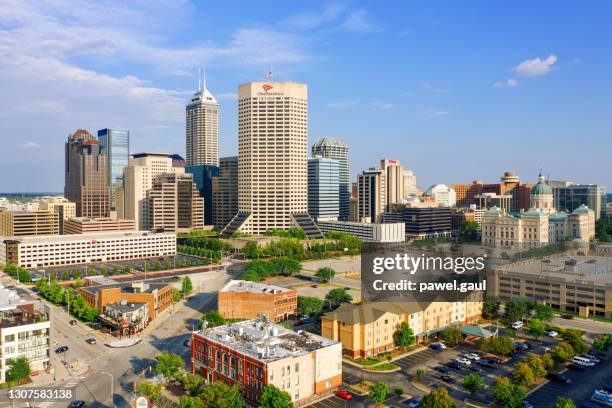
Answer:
[199,382,244,408]
[393,322,415,349]
[503,299,531,323]
[421,386,455,408]
[540,352,554,369]
[458,220,479,242]
[525,319,545,340]
[178,396,205,408]
[155,351,184,380]
[525,354,547,377]
[561,329,588,354]
[512,362,535,387]
[123,266,130,274]
[440,325,463,345]
[552,397,576,408]
[462,373,485,395]
[478,335,515,356]
[259,384,293,408]
[242,241,260,258]
[369,381,389,404]
[415,368,426,383]
[154,261,161,271]
[201,311,225,328]
[179,373,205,396]
[394,387,403,397]
[173,289,183,302]
[593,334,612,351]
[482,299,500,319]
[533,303,554,321]
[136,381,162,401]
[314,267,336,283]
[297,296,324,316]
[241,269,261,282]
[325,288,352,309]
[73,277,83,288]
[182,276,193,295]
[550,342,575,363]
[6,357,31,384]
[270,257,301,276]
[493,377,526,408]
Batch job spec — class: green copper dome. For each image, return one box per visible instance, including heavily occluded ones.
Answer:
[572,204,592,214]
[531,172,552,196]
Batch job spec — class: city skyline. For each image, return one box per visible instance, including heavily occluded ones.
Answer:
[1,1,611,192]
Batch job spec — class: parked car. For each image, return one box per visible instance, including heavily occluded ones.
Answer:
[67,401,86,408]
[468,365,483,373]
[445,361,462,370]
[572,356,595,367]
[405,397,421,408]
[546,330,558,337]
[487,357,501,364]
[335,390,352,400]
[514,342,530,350]
[582,354,601,364]
[85,338,96,345]
[429,344,444,351]
[567,363,586,372]
[435,366,452,374]
[477,360,491,368]
[455,358,471,366]
[465,353,480,361]
[55,346,69,353]
[547,373,572,385]
[603,383,612,394]
[441,375,456,384]
[524,401,534,408]
[511,321,524,330]
[591,390,612,407]
[561,314,574,320]
[588,350,607,359]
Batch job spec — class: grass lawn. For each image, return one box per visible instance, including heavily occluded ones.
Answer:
[366,362,399,371]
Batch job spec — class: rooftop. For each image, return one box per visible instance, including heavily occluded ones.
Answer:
[323,301,431,325]
[80,280,171,295]
[0,284,36,311]
[1,230,174,243]
[220,280,294,294]
[196,317,339,362]
[105,300,147,314]
[84,275,119,286]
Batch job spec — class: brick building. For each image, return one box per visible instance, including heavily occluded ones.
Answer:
[218,280,297,323]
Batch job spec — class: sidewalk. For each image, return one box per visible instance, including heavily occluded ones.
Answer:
[343,346,426,369]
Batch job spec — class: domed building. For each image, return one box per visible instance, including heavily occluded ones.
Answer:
[423,184,456,207]
[530,171,554,215]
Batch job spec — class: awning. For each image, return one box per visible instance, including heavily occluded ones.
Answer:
[460,325,494,338]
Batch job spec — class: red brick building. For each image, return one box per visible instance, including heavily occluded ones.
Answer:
[218,280,297,322]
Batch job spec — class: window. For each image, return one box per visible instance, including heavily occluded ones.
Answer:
[295,363,299,372]
[5,335,15,342]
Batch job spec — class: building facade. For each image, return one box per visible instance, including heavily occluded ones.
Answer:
[38,197,76,234]
[380,159,405,207]
[308,157,340,221]
[63,217,136,234]
[311,138,350,221]
[64,129,110,218]
[186,165,219,226]
[218,280,298,323]
[0,231,176,268]
[146,173,204,233]
[192,317,342,406]
[357,169,385,223]
[423,184,457,207]
[186,82,219,167]
[98,128,130,211]
[382,205,452,239]
[212,156,239,230]
[0,209,59,236]
[554,184,604,220]
[316,220,405,243]
[402,170,417,197]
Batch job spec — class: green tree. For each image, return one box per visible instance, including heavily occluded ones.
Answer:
[525,354,547,377]
[314,267,336,283]
[512,362,535,387]
[49,281,64,304]
[325,288,352,309]
[493,377,526,408]
[561,329,588,354]
[552,397,576,408]
[270,257,301,276]
[136,381,162,401]
[482,299,500,319]
[369,381,389,404]
[112,266,120,274]
[393,322,415,349]
[458,220,480,242]
[155,351,184,380]
[123,266,130,274]
[550,342,575,363]
[533,303,554,321]
[73,277,83,288]
[154,261,161,271]
[179,373,205,396]
[241,269,261,282]
[201,311,225,328]
[440,325,463,345]
[503,299,531,323]
[421,386,455,408]
[259,384,293,408]
[462,373,485,395]
[6,357,31,384]
[593,334,612,351]
[525,319,545,340]
[178,396,205,408]
[415,368,426,383]
[242,241,260,258]
[297,296,324,316]
[181,276,193,295]
[173,288,183,302]
[540,352,554,369]
[478,335,515,356]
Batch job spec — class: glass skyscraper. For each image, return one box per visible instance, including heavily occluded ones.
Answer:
[311,138,350,220]
[553,184,604,219]
[308,157,340,220]
[98,128,130,211]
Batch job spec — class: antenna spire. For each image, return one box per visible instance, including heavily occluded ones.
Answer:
[203,67,207,91]
[197,67,201,91]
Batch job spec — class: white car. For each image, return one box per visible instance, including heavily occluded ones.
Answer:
[464,353,480,361]
[591,390,612,407]
[511,321,523,330]
[546,330,558,337]
[455,358,472,366]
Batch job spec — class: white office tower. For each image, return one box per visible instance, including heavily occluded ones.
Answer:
[186,78,219,166]
[222,82,321,238]
[380,159,405,207]
[403,170,417,197]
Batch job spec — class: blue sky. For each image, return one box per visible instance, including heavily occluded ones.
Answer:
[0,0,610,192]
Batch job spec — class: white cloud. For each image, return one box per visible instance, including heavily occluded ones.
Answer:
[420,109,449,118]
[16,100,66,113]
[513,54,558,77]
[282,3,348,30]
[327,98,361,109]
[342,10,379,33]
[494,78,518,88]
[370,101,394,111]
[17,142,42,149]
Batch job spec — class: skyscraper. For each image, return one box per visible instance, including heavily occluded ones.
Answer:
[186,165,219,225]
[64,129,110,218]
[554,184,604,219]
[98,128,130,211]
[186,79,219,167]
[380,159,404,207]
[402,170,417,197]
[212,156,238,230]
[357,168,386,223]
[311,138,350,220]
[230,81,310,235]
[308,157,340,220]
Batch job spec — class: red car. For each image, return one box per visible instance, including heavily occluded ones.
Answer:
[335,390,352,400]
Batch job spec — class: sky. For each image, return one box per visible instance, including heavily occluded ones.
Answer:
[0,0,611,192]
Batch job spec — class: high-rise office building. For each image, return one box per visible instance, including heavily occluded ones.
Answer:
[554,184,604,219]
[311,138,350,220]
[64,129,110,218]
[186,80,219,167]
[357,168,386,223]
[117,153,184,230]
[186,165,219,225]
[380,159,404,207]
[308,157,340,220]
[230,81,310,235]
[212,156,238,230]
[402,170,417,197]
[98,128,130,211]
[146,173,204,233]
[38,197,76,234]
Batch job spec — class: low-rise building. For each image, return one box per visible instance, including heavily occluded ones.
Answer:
[100,300,149,337]
[321,295,482,358]
[63,217,136,234]
[192,317,342,406]
[79,280,173,321]
[218,280,297,323]
[0,284,51,383]
[382,205,452,239]
[0,231,176,268]
[316,220,405,243]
